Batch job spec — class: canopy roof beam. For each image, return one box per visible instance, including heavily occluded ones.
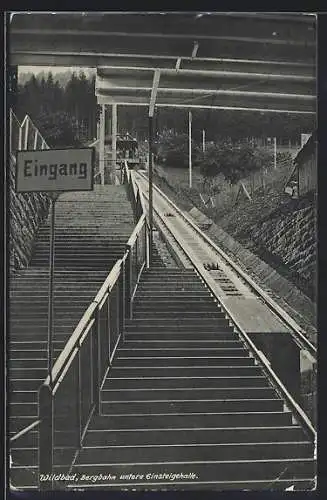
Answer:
[149,70,161,117]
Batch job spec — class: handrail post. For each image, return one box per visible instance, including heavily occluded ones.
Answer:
[107,294,111,366]
[38,384,54,491]
[92,308,100,415]
[125,245,132,318]
[18,126,22,150]
[76,350,82,449]
[148,115,154,266]
[24,117,29,149]
[34,129,38,150]
[9,110,13,156]
[121,259,126,342]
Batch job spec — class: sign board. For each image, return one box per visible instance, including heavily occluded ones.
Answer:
[16,148,94,193]
[301,133,311,148]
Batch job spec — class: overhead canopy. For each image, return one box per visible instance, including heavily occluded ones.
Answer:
[10,12,316,114]
[95,66,315,114]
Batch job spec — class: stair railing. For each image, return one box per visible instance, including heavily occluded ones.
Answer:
[17,113,50,153]
[123,160,146,220]
[37,213,149,491]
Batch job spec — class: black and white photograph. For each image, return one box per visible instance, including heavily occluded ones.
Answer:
[6,11,317,492]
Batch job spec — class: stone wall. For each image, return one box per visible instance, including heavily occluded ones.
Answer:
[251,193,316,298]
[9,157,50,271]
[205,221,317,343]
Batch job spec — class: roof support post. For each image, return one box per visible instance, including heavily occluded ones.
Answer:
[111,103,118,184]
[148,70,161,266]
[189,111,192,188]
[148,115,154,266]
[99,104,105,185]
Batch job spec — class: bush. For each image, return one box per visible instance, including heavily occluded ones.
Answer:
[198,141,274,186]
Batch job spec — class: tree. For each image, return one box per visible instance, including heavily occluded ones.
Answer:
[36,111,81,148]
[198,140,273,187]
[156,131,200,168]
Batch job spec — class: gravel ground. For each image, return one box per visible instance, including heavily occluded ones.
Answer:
[153,230,179,268]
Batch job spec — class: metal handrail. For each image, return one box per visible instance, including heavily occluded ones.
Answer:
[10,419,41,444]
[11,160,148,489]
[137,170,317,360]
[140,181,316,441]
[37,206,149,490]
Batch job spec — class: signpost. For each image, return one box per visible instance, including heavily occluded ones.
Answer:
[188,111,192,188]
[16,147,94,383]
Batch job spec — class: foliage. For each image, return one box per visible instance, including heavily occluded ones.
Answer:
[198,141,273,186]
[35,111,82,148]
[16,71,98,145]
[156,131,200,168]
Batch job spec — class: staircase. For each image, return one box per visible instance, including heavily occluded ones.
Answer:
[30,186,135,269]
[69,268,315,490]
[9,185,135,488]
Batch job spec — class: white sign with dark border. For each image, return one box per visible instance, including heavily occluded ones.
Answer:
[15,148,94,193]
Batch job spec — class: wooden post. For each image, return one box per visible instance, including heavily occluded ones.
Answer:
[38,385,53,490]
[202,129,206,153]
[189,111,192,188]
[24,117,29,149]
[47,194,59,385]
[112,103,117,185]
[274,137,277,170]
[33,130,38,150]
[99,104,105,185]
[9,110,13,155]
[148,116,154,266]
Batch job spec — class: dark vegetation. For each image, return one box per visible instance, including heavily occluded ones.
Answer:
[151,131,316,301]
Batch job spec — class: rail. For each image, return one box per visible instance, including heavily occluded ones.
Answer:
[37,210,149,490]
[135,168,316,440]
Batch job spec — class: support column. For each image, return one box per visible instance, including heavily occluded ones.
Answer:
[202,129,206,153]
[188,111,192,188]
[274,137,277,170]
[112,103,117,185]
[148,116,154,266]
[99,104,105,185]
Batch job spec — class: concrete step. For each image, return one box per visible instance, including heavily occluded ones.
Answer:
[101,387,278,401]
[101,398,284,415]
[76,441,312,464]
[116,347,249,357]
[113,357,256,367]
[83,424,308,447]
[122,340,243,349]
[82,412,293,430]
[103,375,269,390]
[109,366,263,378]
[123,332,237,340]
[132,312,227,319]
[125,318,232,327]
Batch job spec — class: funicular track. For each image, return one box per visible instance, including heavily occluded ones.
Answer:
[134,169,316,360]
[134,170,317,433]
